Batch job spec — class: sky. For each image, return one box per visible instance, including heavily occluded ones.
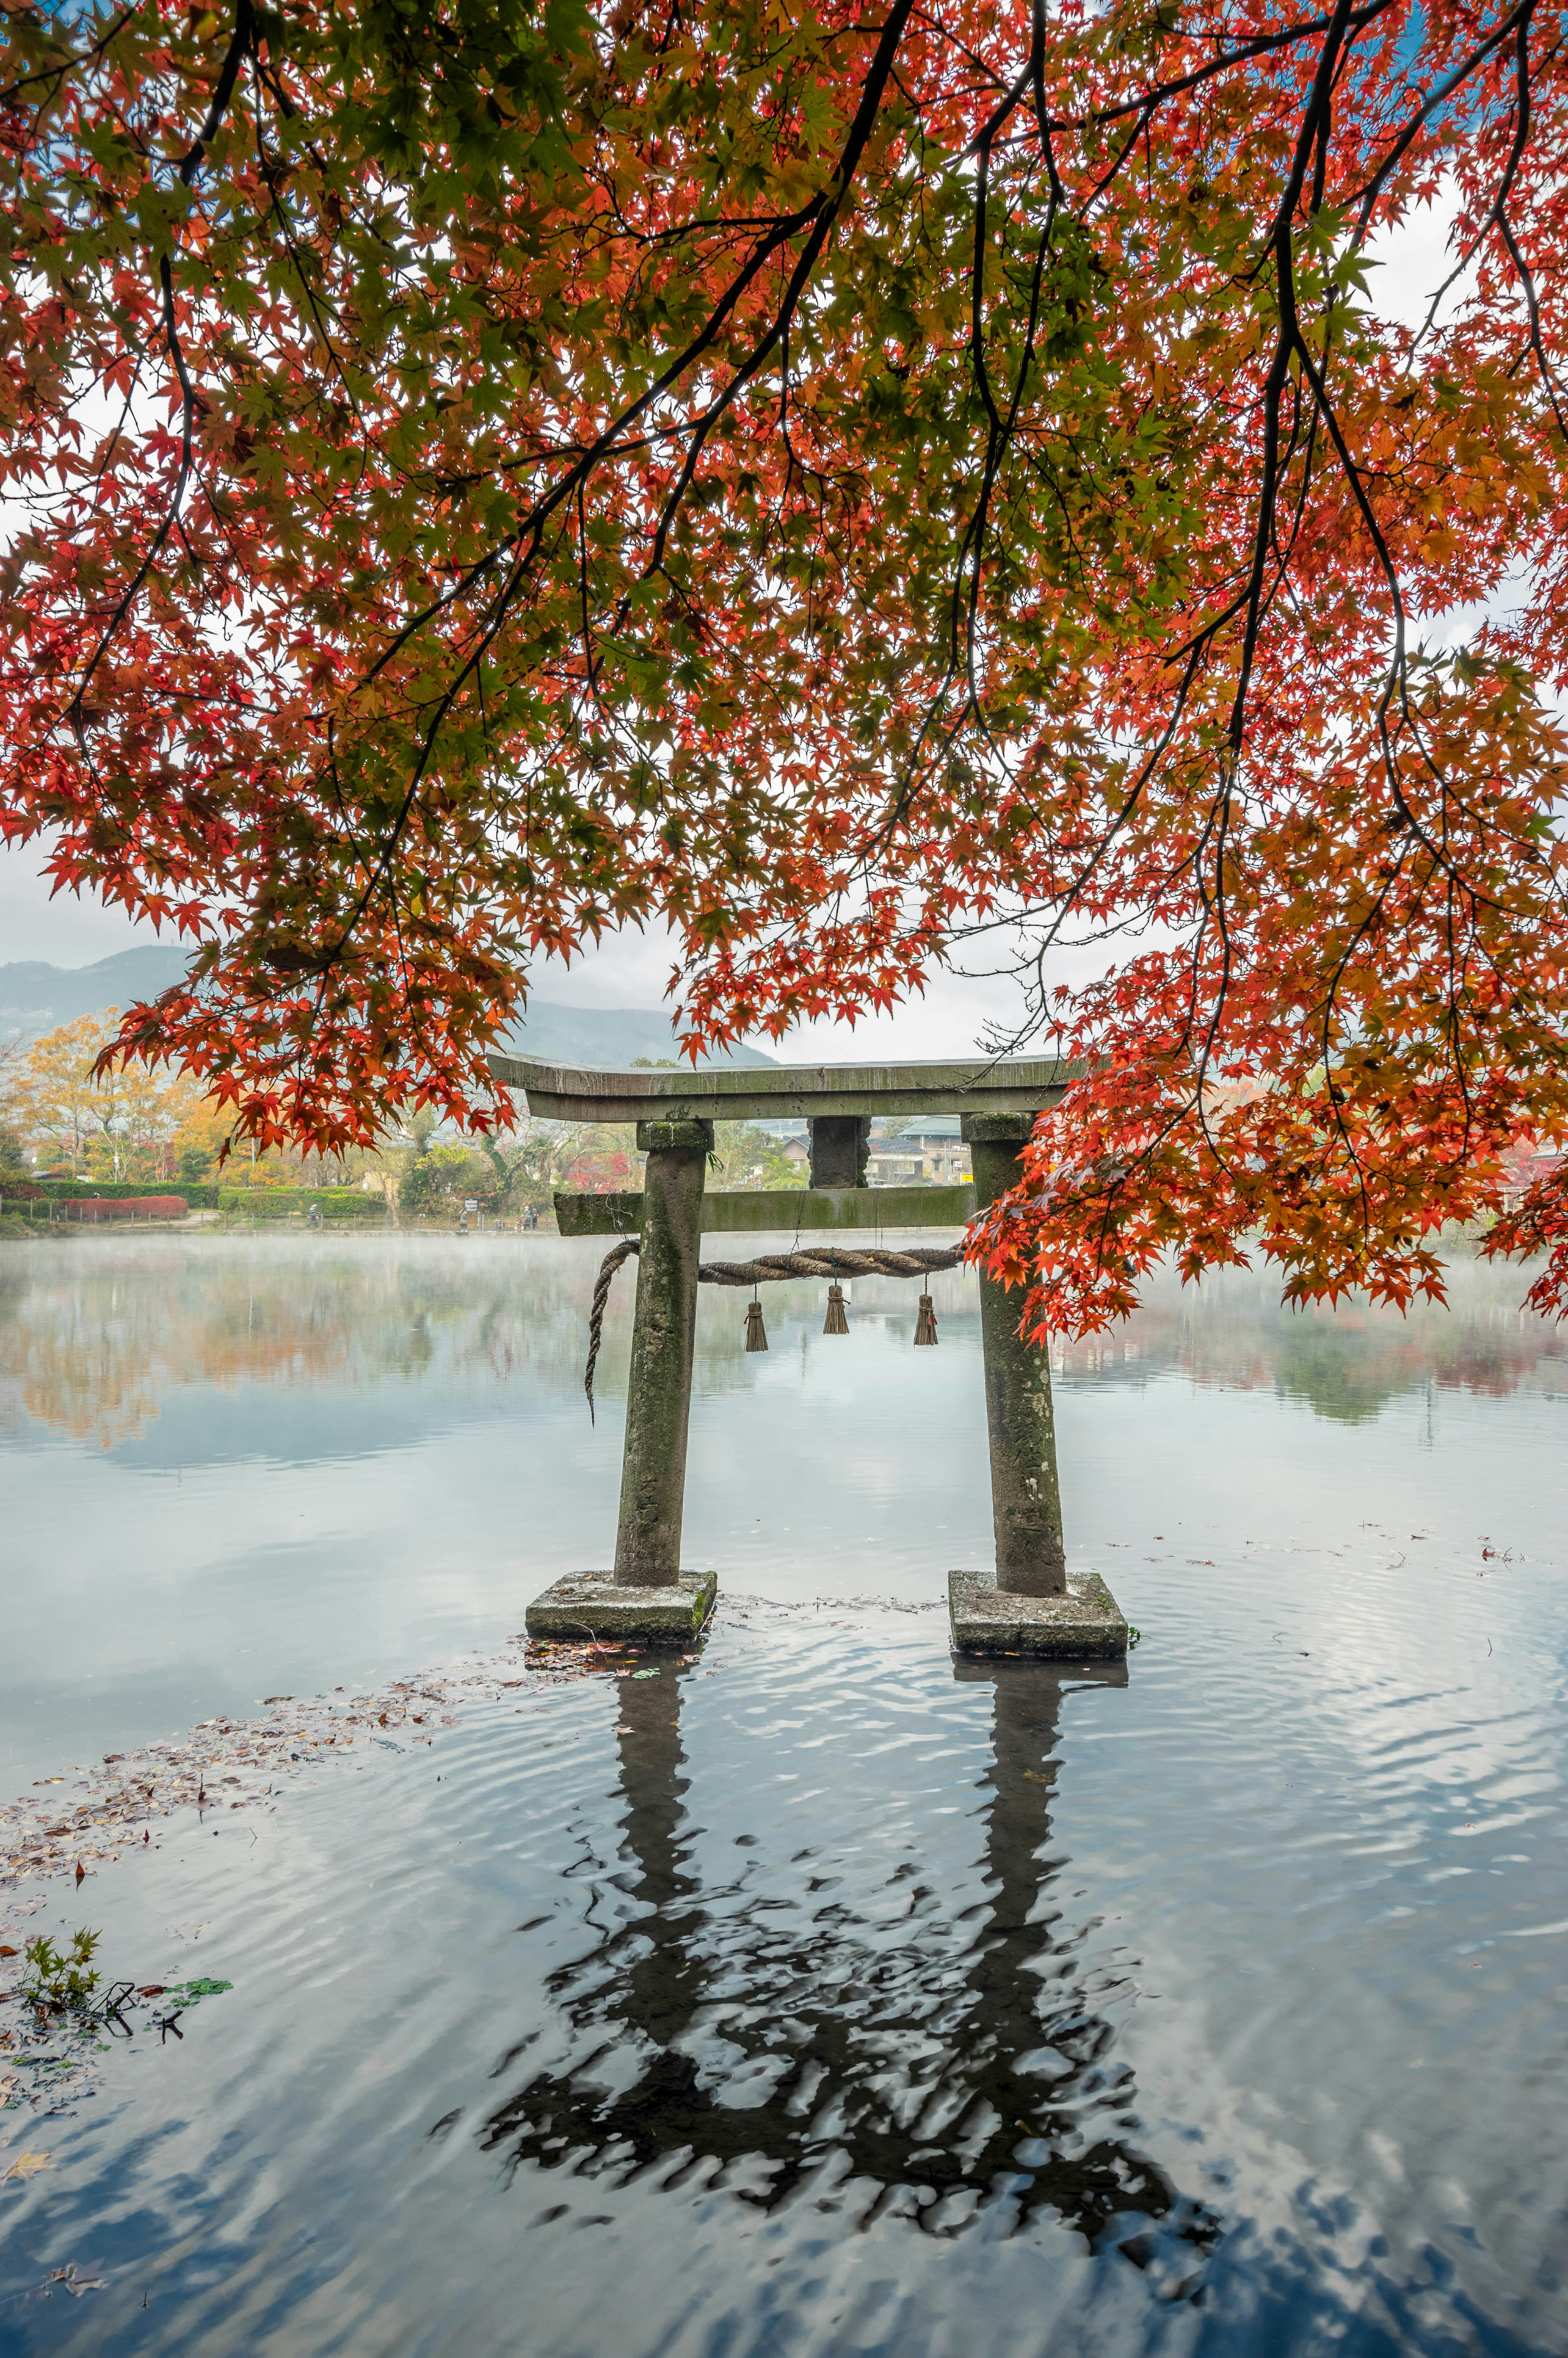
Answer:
[0,835,1054,1060]
[0,190,1473,1066]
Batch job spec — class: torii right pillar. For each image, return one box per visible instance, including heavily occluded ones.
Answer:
[949,1113,1128,1660]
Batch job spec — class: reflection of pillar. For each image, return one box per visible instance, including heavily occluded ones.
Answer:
[948,1657,1184,2244]
[613,1118,710,1585]
[609,1655,705,2046]
[483,1655,1214,2272]
[483,1660,712,2172]
[962,1111,1066,1596]
[959,1655,1078,2059]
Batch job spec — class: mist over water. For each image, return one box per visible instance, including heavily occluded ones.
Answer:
[2,1234,1566,2353]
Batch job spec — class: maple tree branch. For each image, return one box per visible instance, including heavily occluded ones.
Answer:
[1352,2,1533,237]
[174,0,253,188]
[0,4,134,105]
[67,254,199,739]
[64,0,257,734]
[1058,0,1393,135]
[1481,16,1568,441]
[1229,0,1358,750]
[372,0,918,714]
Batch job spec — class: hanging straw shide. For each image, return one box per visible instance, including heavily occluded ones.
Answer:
[582,1239,964,1408]
[744,1297,768,1352]
[913,1290,938,1346]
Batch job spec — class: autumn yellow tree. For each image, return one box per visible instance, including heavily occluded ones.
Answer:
[169,1094,236,1185]
[3,1015,114,1175]
[109,1060,213,1182]
[1,1015,226,1181]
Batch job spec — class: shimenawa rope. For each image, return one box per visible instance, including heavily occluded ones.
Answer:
[582,1238,962,1416]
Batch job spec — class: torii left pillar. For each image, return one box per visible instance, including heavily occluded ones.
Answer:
[526,1117,718,1646]
[615,1119,710,1587]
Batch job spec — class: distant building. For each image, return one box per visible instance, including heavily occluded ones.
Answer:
[871,1121,972,1185]
[778,1120,972,1187]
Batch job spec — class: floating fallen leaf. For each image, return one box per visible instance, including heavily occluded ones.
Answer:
[46,2261,106,2296]
[0,1609,781,1892]
[3,2151,52,2182]
[0,1947,16,1959]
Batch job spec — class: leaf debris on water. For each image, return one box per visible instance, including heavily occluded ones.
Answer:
[2,1596,942,1894]
[0,1632,645,1888]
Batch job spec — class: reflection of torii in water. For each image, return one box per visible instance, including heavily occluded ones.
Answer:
[483,1658,1219,2271]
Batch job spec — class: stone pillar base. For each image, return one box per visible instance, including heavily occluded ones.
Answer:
[526,1570,717,1647]
[948,1565,1127,1660]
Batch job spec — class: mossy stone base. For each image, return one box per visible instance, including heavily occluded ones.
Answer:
[526,1570,717,1646]
[949,1566,1127,1660]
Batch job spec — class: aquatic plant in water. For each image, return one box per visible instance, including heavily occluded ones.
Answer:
[17,1931,99,2012]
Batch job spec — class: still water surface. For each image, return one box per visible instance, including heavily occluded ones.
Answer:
[1,1235,1566,2353]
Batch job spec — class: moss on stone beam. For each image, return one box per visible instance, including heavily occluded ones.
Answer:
[554,1185,978,1238]
[491,1054,1076,1125]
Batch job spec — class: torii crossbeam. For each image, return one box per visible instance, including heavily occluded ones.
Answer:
[490,1053,1127,1661]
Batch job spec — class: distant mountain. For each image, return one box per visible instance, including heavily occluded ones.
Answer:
[495,1004,775,1068]
[0,946,189,1033]
[0,948,776,1067]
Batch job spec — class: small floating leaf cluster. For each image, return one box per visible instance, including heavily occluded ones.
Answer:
[2,1599,949,1895]
[0,1633,683,1890]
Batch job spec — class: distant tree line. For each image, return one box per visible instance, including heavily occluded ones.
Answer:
[0,1020,801,1222]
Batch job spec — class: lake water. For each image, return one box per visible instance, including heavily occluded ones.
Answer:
[2,1234,1566,2354]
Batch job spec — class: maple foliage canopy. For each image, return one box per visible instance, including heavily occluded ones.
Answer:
[2,0,1567,1329]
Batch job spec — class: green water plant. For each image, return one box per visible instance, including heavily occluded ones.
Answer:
[19,1930,101,2011]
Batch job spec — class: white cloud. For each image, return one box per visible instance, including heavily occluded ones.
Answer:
[0,839,149,967]
[1361,176,1475,338]
[0,833,1107,1062]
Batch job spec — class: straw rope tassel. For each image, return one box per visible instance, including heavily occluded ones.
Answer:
[823,1281,849,1336]
[744,1297,768,1352]
[581,1238,965,1409]
[913,1289,938,1346]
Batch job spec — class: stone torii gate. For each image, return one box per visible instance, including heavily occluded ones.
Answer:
[490,1053,1126,1661]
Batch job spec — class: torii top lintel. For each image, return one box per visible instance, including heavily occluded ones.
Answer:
[486,1053,1078,1126]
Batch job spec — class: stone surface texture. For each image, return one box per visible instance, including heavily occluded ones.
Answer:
[948,1566,1128,1659]
[808,1114,872,1188]
[966,1123,1068,1596]
[614,1123,710,1584]
[526,1571,718,1645]
[553,1185,978,1238]
[490,1051,1075,1125]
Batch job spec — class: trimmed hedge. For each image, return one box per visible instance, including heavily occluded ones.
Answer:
[38,1178,222,1208]
[29,1178,388,1220]
[59,1194,190,1222]
[216,1188,386,1219]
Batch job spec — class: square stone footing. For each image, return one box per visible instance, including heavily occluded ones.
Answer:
[949,1566,1127,1660]
[526,1570,717,1647]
